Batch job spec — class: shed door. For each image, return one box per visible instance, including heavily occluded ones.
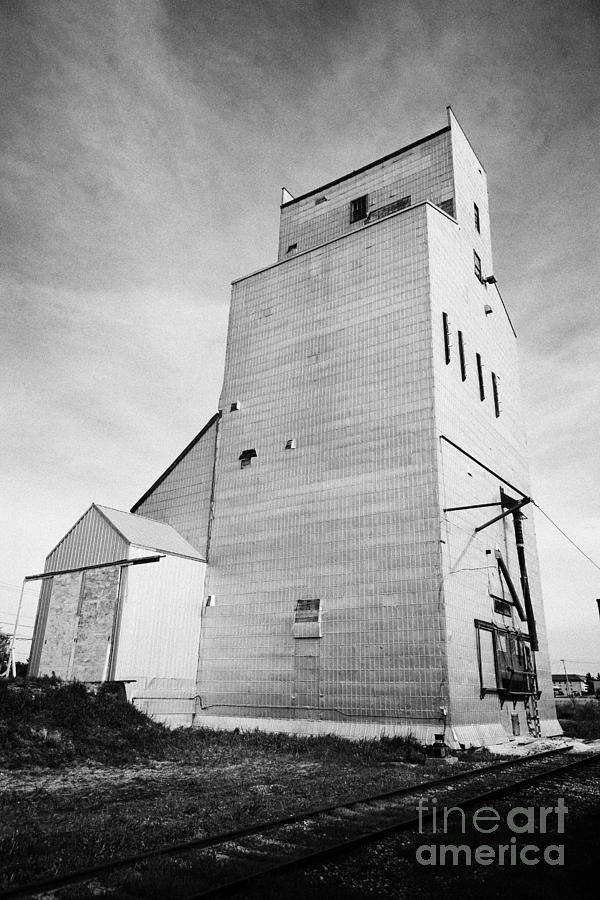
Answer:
[70,566,122,681]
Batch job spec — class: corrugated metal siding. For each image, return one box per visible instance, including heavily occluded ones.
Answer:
[113,556,205,683]
[133,417,218,555]
[28,578,53,676]
[46,506,128,572]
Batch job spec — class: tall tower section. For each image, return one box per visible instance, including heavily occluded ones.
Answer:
[195,109,559,745]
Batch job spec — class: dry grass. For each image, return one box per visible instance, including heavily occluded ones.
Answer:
[557,698,600,740]
[1,679,472,890]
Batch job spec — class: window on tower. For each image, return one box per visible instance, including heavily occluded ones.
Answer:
[476,353,485,400]
[474,203,481,233]
[492,372,501,417]
[475,620,535,698]
[474,250,482,282]
[239,448,257,468]
[458,331,467,381]
[443,313,451,364]
[350,194,368,223]
[294,598,320,623]
[292,597,322,639]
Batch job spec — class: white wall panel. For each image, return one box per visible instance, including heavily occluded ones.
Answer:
[113,555,205,685]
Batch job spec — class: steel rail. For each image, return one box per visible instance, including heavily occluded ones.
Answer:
[0,745,576,899]
[183,750,600,899]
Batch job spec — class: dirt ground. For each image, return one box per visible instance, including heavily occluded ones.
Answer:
[0,752,452,889]
[3,742,599,898]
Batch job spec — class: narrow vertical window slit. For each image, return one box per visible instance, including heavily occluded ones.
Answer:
[476,353,485,400]
[443,312,451,365]
[458,331,467,381]
[492,372,500,417]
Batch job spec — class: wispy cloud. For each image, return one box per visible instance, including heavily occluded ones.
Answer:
[1,0,599,664]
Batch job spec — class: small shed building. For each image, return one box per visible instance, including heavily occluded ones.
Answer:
[28,504,205,726]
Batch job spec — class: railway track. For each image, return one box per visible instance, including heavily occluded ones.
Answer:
[3,745,599,899]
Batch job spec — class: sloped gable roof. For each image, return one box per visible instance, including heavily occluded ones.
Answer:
[95,505,205,561]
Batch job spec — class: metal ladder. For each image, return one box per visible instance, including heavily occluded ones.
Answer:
[525,664,541,737]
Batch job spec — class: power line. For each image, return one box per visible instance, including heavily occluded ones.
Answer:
[534,501,600,573]
[0,581,36,591]
[0,613,33,620]
[554,658,600,665]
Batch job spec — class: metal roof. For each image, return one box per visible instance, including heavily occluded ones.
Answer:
[95,505,205,561]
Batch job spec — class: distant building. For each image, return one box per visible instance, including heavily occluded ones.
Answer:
[29,109,561,745]
[552,674,587,697]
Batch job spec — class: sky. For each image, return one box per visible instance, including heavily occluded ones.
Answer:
[1,0,599,673]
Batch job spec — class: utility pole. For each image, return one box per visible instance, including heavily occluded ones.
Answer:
[1,579,26,679]
[561,658,573,698]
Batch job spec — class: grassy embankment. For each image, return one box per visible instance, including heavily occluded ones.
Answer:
[0,677,428,769]
[556,698,600,740]
[1,679,441,889]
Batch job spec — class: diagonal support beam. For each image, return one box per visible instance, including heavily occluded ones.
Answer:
[512,509,539,651]
[444,502,502,513]
[474,496,531,532]
[494,551,527,622]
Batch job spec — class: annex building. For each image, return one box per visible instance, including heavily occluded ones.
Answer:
[29,109,561,746]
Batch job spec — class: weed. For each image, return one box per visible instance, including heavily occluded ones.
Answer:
[0,680,428,770]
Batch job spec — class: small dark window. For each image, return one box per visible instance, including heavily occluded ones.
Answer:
[474,250,482,282]
[439,198,455,217]
[491,372,500,417]
[492,595,512,617]
[230,401,240,412]
[287,242,297,253]
[458,331,467,381]
[315,196,328,205]
[295,598,320,623]
[285,439,296,450]
[474,203,480,233]
[442,312,451,364]
[350,194,368,223]
[476,353,485,400]
[239,448,257,468]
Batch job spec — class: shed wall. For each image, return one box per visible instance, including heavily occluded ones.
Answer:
[47,506,127,571]
[29,506,128,676]
[114,555,205,724]
[34,566,122,682]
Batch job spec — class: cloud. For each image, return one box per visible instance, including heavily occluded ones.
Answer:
[1,0,599,667]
